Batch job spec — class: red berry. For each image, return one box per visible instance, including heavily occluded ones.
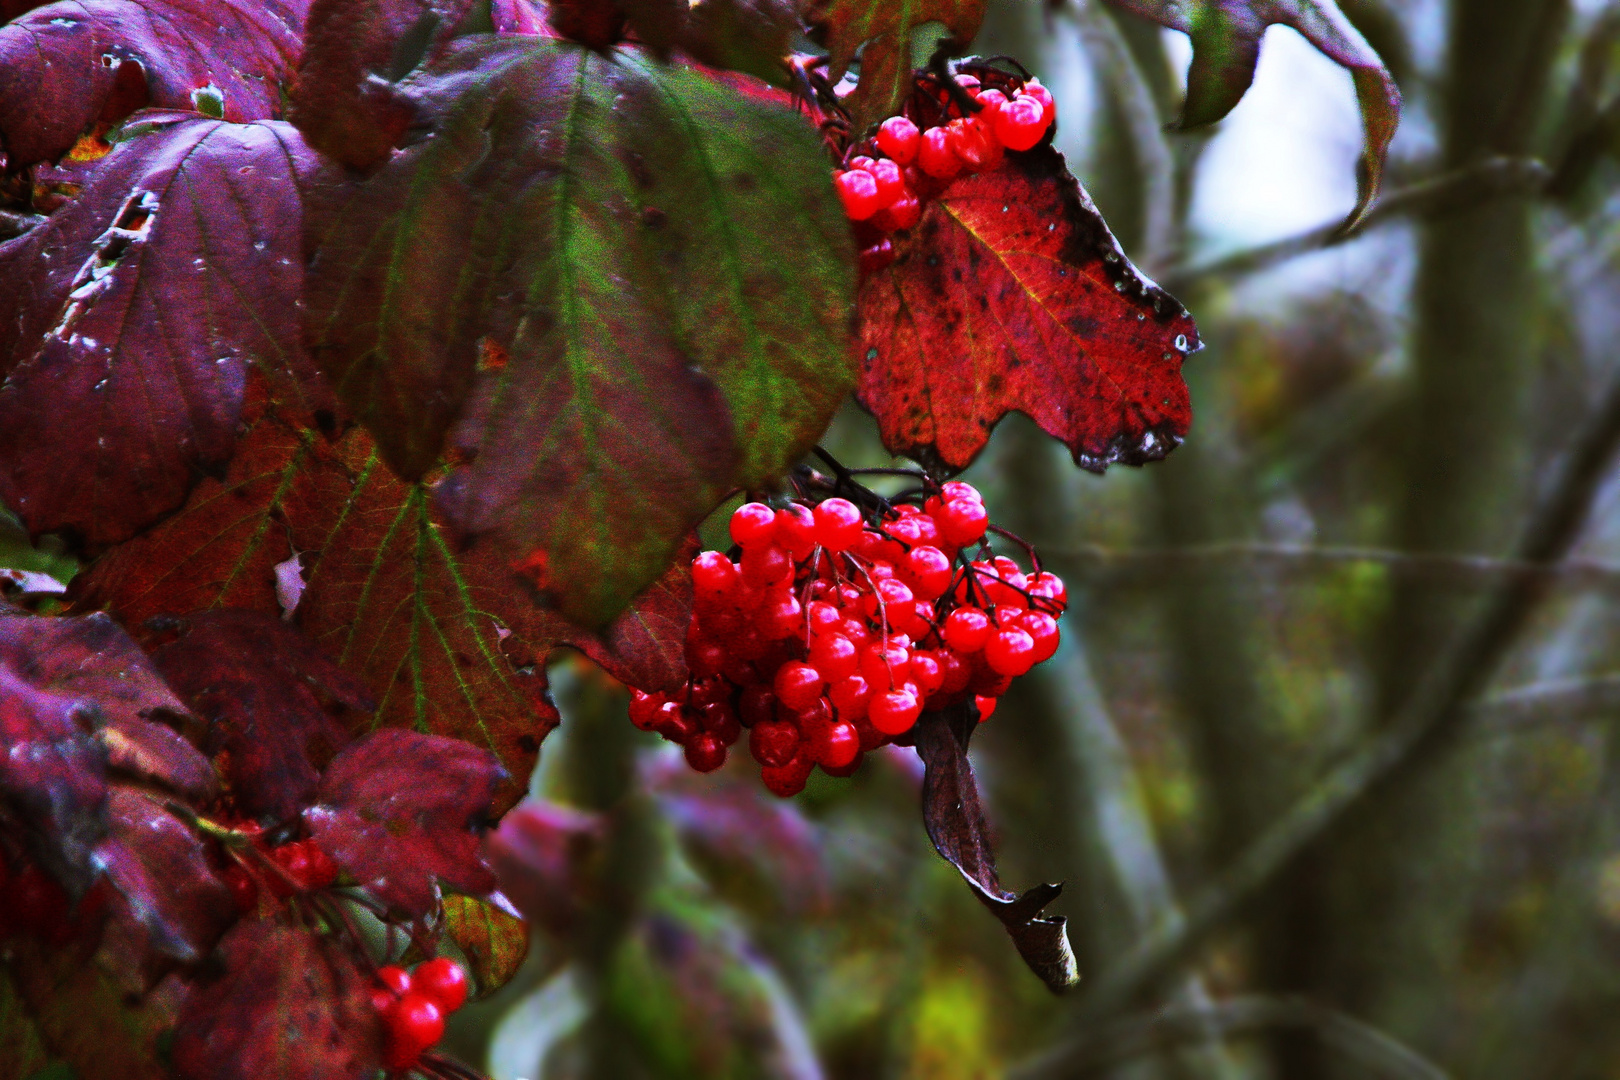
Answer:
[774,505,817,559]
[820,751,865,778]
[1028,570,1068,609]
[834,169,883,220]
[691,550,740,603]
[985,627,1037,676]
[685,732,727,772]
[864,158,906,207]
[221,865,258,915]
[808,633,859,681]
[905,546,953,599]
[738,685,776,727]
[975,695,998,722]
[806,600,843,637]
[994,95,1047,151]
[760,755,814,797]
[414,958,470,1013]
[701,700,742,744]
[917,126,963,179]
[828,674,872,720]
[813,498,864,551]
[773,661,825,712]
[941,481,981,503]
[943,607,991,652]
[974,88,1009,120]
[730,502,777,547]
[860,641,910,686]
[740,542,792,587]
[812,720,861,769]
[859,239,897,275]
[876,115,921,164]
[869,689,922,735]
[652,701,698,742]
[377,965,414,999]
[303,841,338,890]
[947,116,1003,171]
[936,649,971,693]
[759,590,803,640]
[384,993,445,1070]
[864,577,914,620]
[629,690,665,731]
[878,193,922,232]
[749,719,800,767]
[937,497,988,547]
[954,73,981,95]
[909,652,945,694]
[1019,610,1061,662]
[1021,77,1056,124]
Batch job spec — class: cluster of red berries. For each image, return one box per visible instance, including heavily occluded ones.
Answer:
[0,855,109,945]
[218,830,339,914]
[370,957,469,1071]
[629,481,1066,797]
[833,72,1055,270]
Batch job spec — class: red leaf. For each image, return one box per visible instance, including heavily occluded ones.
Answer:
[487,799,605,939]
[0,114,335,550]
[171,922,383,1080]
[566,534,697,694]
[151,610,372,822]
[304,729,504,915]
[856,142,1198,472]
[0,0,309,167]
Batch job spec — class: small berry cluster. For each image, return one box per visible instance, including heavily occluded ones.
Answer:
[832,71,1056,272]
[630,480,1066,797]
[370,958,470,1072]
[217,828,339,914]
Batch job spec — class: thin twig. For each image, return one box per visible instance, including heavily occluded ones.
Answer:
[1162,156,1550,291]
[1064,360,1620,1022]
[1011,995,1451,1079]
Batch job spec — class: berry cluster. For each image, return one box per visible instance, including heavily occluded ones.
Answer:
[832,71,1056,272]
[630,480,1066,797]
[217,829,339,914]
[370,958,470,1072]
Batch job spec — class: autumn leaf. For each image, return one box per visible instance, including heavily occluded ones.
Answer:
[303,36,855,625]
[622,0,796,84]
[803,0,987,132]
[0,0,309,167]
[1102,0,1400,229]
[442,893,529,998]
[857,140,1197,473]
[171,922,382,1080]
[303,729,504,916]
[0,114,335,550]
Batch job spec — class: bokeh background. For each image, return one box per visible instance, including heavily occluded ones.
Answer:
[8,0,1620,1076]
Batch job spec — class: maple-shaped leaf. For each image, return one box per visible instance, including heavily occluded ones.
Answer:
[0,608,204,873]
[170,922,382,1080]
[623,0,796,84]
[1104,0,1399,229]
[1,935,175,1080]
[0,113,335,550]
[304,37,855,625]
[95,787,235,966]
[0,0,309,168]
[151,610,372,822]
[441,893,529,999]
[857,141,1198,473]
[303,729,504,915]
[804,0,987,132]
[914,705,1079,993]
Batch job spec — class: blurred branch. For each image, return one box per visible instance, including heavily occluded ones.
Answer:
[0,209,45,240]
[1042,540,1620,595]
[1163,156,1550,291]
[1012,995,1451,1079]
[1470,674,1620,728]
[1052,359,1620,1022]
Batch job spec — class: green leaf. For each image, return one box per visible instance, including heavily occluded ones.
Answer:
[306,38,856,625]
[1103,0,1401,230]
[442,894,530,998]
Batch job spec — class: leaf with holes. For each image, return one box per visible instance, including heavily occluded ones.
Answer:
[0,113,334,550]
[442,893,529,998]
[857,141,1198,473]
[171,922,382,1080]
[1103,0,1399,229]
[803,0,987,132]
[0,0,309,168]
[303,37,855,625]
[303,729,504,915]
[151,610,372,822]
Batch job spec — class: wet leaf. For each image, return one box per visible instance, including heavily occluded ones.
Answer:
[913,704,1079,993]
[151,610,371,822]
[304,729,504,915]
[441,893,529,998]
[95,787,234,966]
[1103,0,1400,229]
[0,114,334,550]
[804,0,987,131]
[305,37,855,625]
[857,141,1197,473]
[171,922,382,1080]
[0,0,308,168]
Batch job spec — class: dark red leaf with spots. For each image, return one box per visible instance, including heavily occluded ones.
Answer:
[0,113,334,550]
[303,729,504,916]
[0,0,308,167]
[151,609,372,822]
[170,921,383,1080]
[856,142,1199,473]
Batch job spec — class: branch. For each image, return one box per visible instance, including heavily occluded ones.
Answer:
[1066,360,1620,1021]
[1162,156,1550,291]
[1011,995,1451,1080]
